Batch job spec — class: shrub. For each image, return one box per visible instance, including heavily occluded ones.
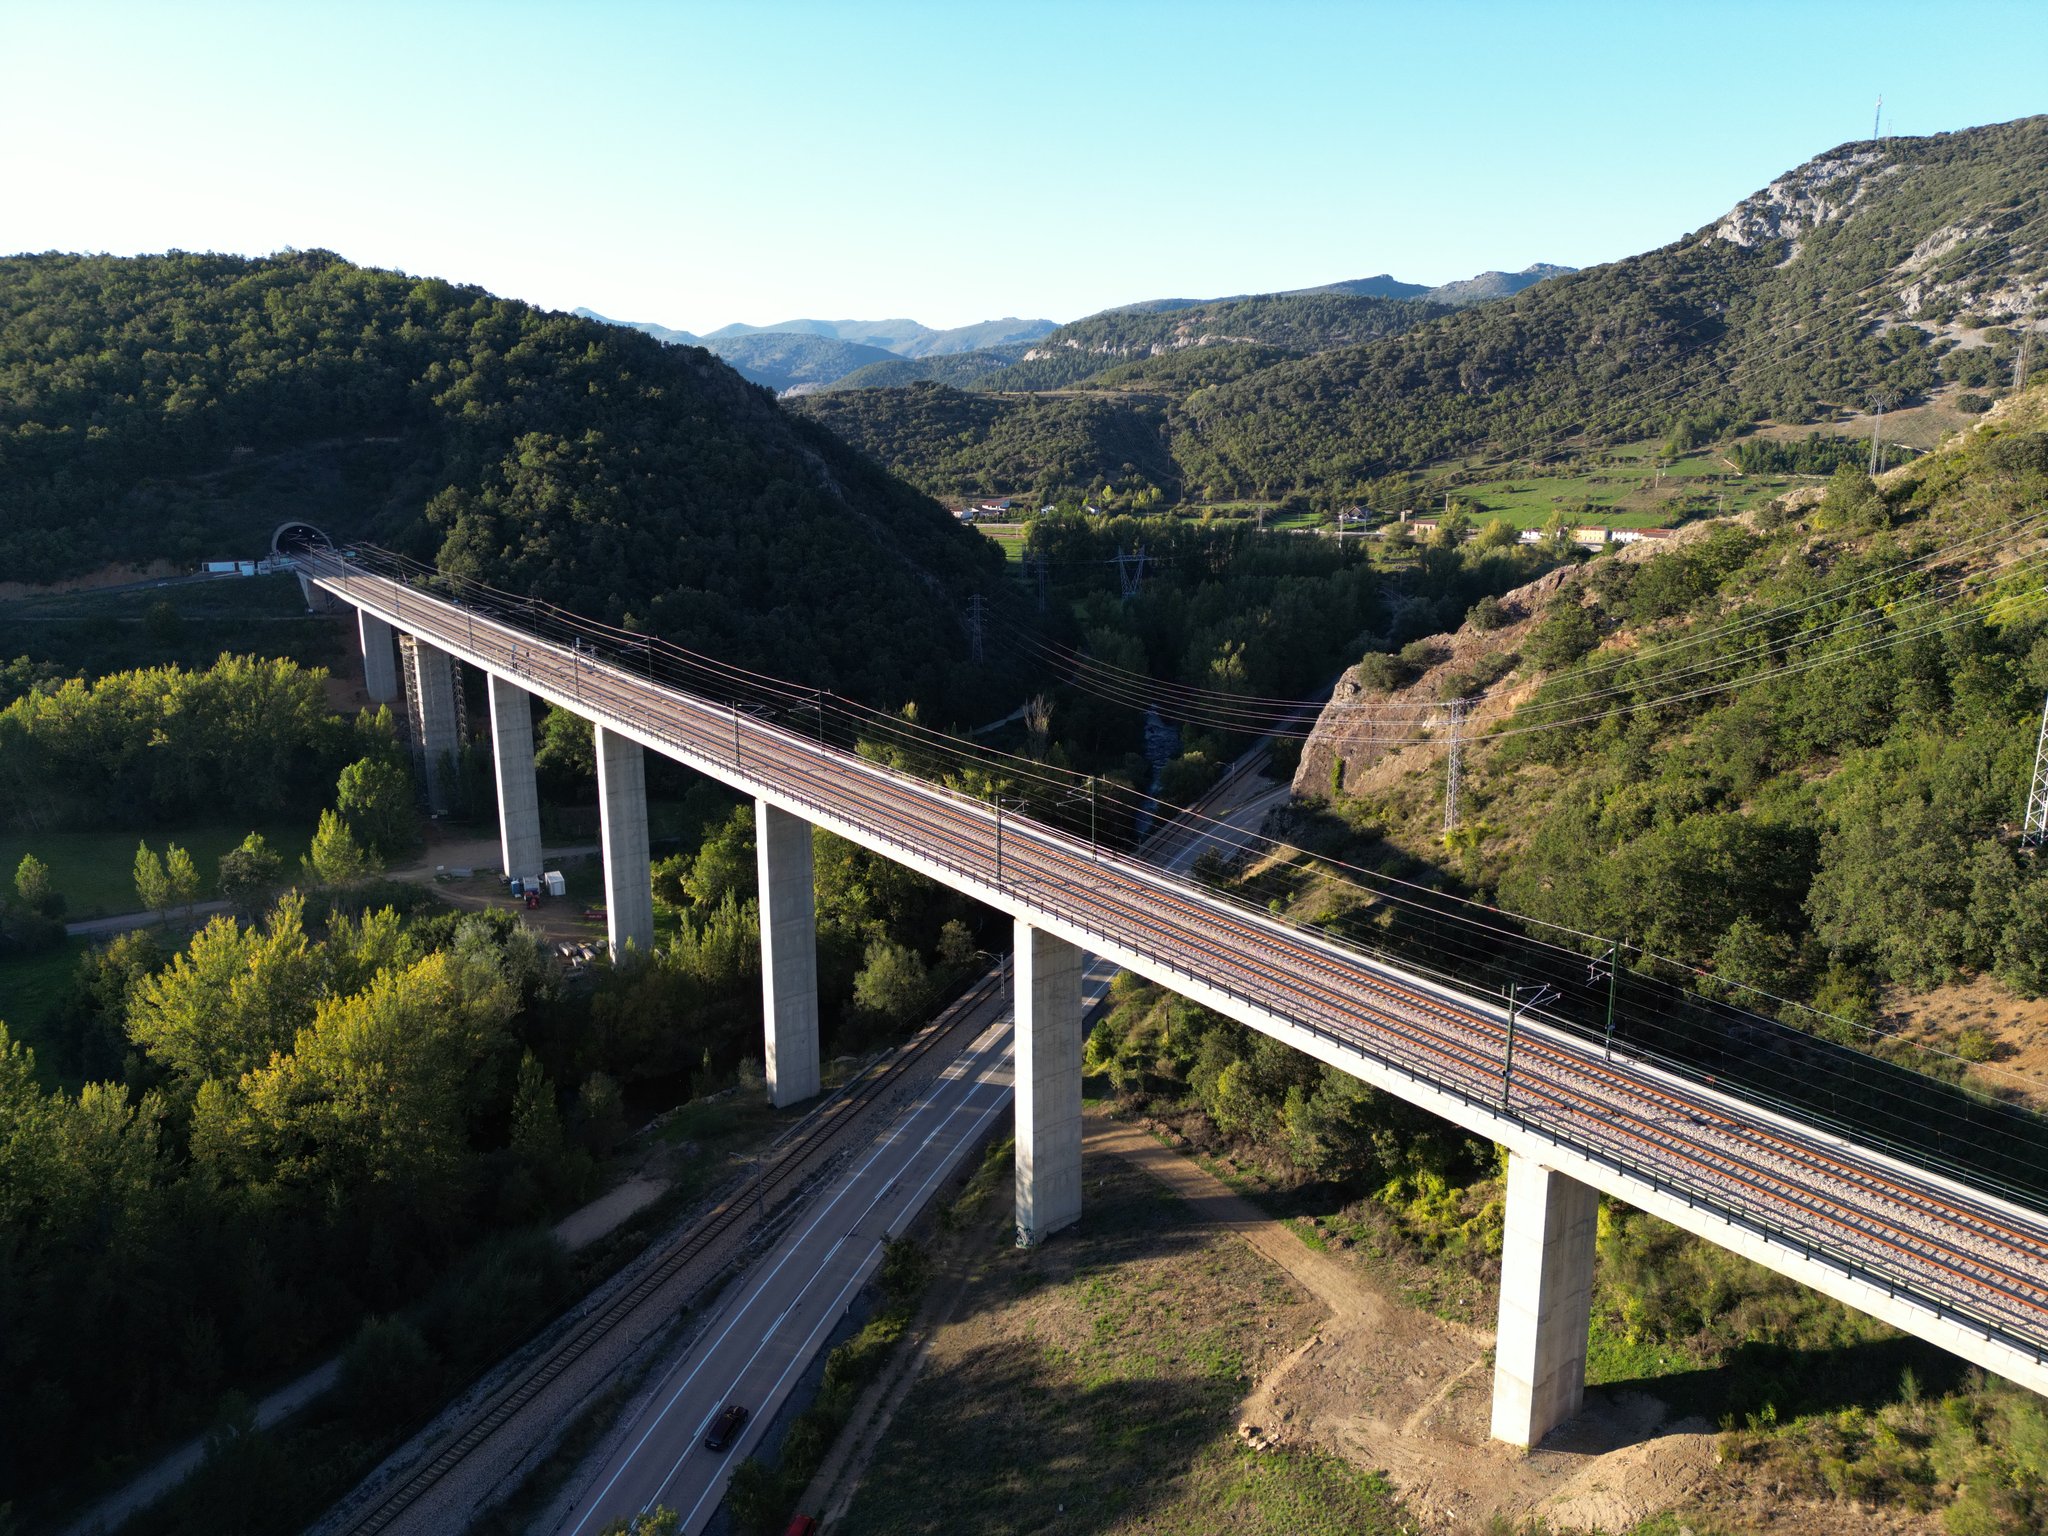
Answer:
[1355,651,1408,692]
[339,1316,442,1426]
[1526,600,1599,672]
[1467,594,1509,631]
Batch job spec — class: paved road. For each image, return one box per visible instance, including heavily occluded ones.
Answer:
[65,899,231,938]
[557,1013,1018,1534]
[309,552,2048,1406]
[548,725,1276,1534]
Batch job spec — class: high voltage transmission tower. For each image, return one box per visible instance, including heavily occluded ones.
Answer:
[964,593,986,663]
[1024,552,1049,613]
[2018,304,2038,394]
[1443,697,1467,833]
[1115,545,1149,601]
[2025,690,2048,849]
[1868,389,1893,477]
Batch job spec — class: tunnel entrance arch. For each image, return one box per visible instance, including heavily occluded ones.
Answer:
[271,522,334,560]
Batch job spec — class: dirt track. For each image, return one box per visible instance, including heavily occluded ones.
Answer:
[1087,1115,1724,1534]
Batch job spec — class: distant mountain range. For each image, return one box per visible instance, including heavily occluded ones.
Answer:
[793,117,2048,504]
[574,262,1573,395]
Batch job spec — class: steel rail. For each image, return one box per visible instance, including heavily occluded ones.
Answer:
[308,556,2048,1369]
[334,969,1006,1536]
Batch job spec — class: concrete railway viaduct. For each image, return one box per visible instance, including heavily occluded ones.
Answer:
[286,531,2048,1451]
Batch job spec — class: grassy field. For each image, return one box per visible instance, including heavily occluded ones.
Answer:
[0,818,314,919]
[0,573,346,678]
[838,1161,1414,1536]
[1446,441,1812,529]
[0,937,90,1089]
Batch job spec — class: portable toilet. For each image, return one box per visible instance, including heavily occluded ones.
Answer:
[543,870,567,898]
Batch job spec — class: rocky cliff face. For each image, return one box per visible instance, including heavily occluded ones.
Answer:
[1712,145,1894,258]
[1294,528,1728,803]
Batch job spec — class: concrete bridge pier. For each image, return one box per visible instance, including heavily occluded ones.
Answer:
[489,674,544,887]
[1014,921,1083,1246]
[756,800,821,1107]
[405,636,463,816]
[359,611,400,704]
[1490,1152,1600,1447]
[595,726,655,960]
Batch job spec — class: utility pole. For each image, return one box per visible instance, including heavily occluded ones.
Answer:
[1443,697,1466,834]
[1591,942,1621,1059]
[964,593,986,663]
[1500,982,1558,1110]
[1500,985,1519,1110]
[2024,690,2048,849]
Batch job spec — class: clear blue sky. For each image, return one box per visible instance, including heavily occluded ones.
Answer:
[4,1,2043,332]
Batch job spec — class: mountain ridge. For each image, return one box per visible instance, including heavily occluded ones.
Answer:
[797,118,2048,501]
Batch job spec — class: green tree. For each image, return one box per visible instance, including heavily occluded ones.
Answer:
[13,853,62,919]
[853,937,930,1027]
[217,832,284,917]
[1526,599,1599,672]
[685,805,757,908]
[126,897,324,1084]
[303,809,377,887]
[1473,517,1519,553]
[133,842,172,921]
[574,1072,628,1157]
[335,755,417,859]
[164,843,201,916]
[509,1050,564,1167]
[937,918,976,969]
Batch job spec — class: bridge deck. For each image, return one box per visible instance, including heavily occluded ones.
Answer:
[306,554,2048,1393]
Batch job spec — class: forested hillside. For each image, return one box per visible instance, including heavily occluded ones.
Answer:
[0,251,1004,708]
[1296,383,2048,1038]
[673,329,901,392]
[1177,117,2048,494]
[792,381,1180,501]
[1020,290,1452,366]
[795,120,2048,505]
[818,292,1452,399]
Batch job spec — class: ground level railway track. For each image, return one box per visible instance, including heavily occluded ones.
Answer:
[334,967,1008,1536]
[308,557,2048,1376]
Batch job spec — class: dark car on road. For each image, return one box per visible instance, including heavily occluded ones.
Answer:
[704,1402,749,1451]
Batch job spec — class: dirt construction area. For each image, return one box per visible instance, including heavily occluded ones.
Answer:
[828,1110,1949,1536]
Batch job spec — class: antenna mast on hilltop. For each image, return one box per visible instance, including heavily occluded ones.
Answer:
[1873,93,1883,142]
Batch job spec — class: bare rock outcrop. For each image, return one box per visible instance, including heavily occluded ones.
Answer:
[1295,526,1731,802]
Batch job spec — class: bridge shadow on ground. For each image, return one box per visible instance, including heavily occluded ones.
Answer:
[1586,1332,1976,1438]
[841,1161,1409,1536]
